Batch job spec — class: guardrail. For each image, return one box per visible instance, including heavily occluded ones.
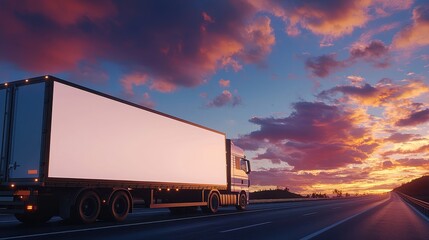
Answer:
[396,191,429,217]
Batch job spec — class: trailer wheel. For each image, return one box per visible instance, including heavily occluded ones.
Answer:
[202,192,220,214]
[73,190,101,224]
[236,192,247,211]
[107,191,130,222]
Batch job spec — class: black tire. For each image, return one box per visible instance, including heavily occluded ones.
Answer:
[236,192,247,211]
[72,190,101,224]
[15,211,52,225]
[202,192,220,214]
[107,191,130,222]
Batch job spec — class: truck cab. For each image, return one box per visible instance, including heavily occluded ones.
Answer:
[227,139,251,209]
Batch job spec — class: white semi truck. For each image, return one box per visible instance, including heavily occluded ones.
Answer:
[0,76,251,224]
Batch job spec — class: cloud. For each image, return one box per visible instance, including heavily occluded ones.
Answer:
[383,144,429,157]
[318,80,429,107]
[219,79,230,88]
[238,101,377,170]
[396,109,429,126]
[140,92,155,109]
[0,0,275,94]
[305,54,346,78]
[396,158,429,167]
[372,0,414,17]
[347,75,365,85]
[393,5,429,49]
[239,15,275,64]
[207,90,241,108]
[249,168,371,193]
[349,40,390,68]
[319,83,378,101]
[121,73,149,96]
[358,22,401,43]
[385,133,418,143]
[306,40,390,77]
[250,0,372,39]
[382,160,394,168]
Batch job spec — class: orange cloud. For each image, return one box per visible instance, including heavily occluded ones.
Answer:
[319,79,429,107]
[240,16,275,63]
[250,0,372,38]
[393,5,429,49]
[383,144,429,157]
[219,79,230,88]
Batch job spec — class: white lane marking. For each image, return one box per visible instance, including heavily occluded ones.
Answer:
[302,212,318,216]
[0,206,291,240]
[0,198,383,240]
[300,197,390,240]
[220,222,271,233]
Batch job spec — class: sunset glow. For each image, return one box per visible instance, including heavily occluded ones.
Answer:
[1,0,428,195]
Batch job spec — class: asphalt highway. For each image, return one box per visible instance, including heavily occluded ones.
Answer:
[0,193,427,240]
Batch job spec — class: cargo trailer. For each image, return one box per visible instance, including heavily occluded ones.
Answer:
[0,76,251,224]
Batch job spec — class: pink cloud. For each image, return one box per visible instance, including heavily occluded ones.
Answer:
[318,79,429,107]
[202,12,214,23]
[385,133,419,143]
[372,0,413,17]
[305,54,346,78]
[383,160,394,168]
[120,73,149,96]
[240,16,275,64]
[349,40,390,67]
[140,92,155,109]
[393,5,429,49]
[396,158,429,167]
[306,40,390,77]
[207,90,241,108]
[219,79,230,88]
[250,0,372,39]
[237,101,377,170]
[383,144,429,157]
[0,1,275,94]
[358,22,401,43]
[250,168,370,193]
[396,109,429,127]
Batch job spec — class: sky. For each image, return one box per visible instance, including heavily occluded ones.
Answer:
[1,0,429,195]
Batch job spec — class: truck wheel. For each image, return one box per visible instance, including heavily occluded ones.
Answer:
[236,192,247,211]
[15,211,53,225]
[73,190,101,224]
[107,191,130,222]
[202,192,220,214]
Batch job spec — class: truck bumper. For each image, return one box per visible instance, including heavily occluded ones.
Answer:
[0,190,30,214]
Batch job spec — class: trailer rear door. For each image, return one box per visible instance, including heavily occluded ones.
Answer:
[0,88,9,182]
[7,83,46,180]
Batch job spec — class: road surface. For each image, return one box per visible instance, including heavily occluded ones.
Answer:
[0,193,428,240]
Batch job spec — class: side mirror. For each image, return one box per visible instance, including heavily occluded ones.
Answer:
[244,159,251,174]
